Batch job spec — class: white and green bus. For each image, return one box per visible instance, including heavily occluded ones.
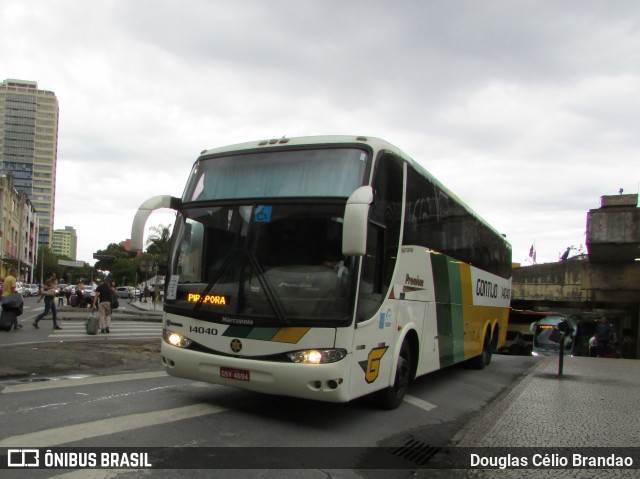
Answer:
[132,136,512,409]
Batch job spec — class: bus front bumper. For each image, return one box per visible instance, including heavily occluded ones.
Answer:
[161,342,352,403]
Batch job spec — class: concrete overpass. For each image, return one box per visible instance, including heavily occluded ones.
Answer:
[511,193,639,358]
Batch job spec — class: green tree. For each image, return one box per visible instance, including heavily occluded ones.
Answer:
[88,224,172,286]
[93,244,138,286]
[146,224,172,273]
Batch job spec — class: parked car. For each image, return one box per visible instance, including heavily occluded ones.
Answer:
[115,286,135,299]
[498,330,528,355]
[16,282,29,296]
[28,284,40,296]
[82,284,96,301]
[65,284,76,294]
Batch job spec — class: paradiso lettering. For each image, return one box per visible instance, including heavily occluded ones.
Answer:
[187,293,229,305]
[405,274,425,288]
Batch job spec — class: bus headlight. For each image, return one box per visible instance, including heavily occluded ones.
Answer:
[164,330,193,349]
[287,349,346,364]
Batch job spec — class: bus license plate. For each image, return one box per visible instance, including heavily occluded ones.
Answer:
[220,367,250,381]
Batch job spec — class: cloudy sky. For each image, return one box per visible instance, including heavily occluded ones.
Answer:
[2,0,639,266]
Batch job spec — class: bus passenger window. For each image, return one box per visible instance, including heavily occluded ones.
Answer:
[357,223,384,322]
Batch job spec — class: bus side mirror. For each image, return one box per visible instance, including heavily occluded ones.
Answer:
[529,321,537,333]
[131,195,181,252]
[342,186,373,256]
[556,319,573,334]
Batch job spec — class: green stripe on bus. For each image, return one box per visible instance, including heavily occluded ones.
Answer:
[447,260,465,364]
[222,326,252,338]
[247,328,281,341]
[431,252,467,366]
[431,253,454,367]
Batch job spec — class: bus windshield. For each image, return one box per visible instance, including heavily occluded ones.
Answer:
[183,148,368,201]
[167,203,353,323]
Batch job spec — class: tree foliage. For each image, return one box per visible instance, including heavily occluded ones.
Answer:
[145,223,172,275]
[32,224,173,287]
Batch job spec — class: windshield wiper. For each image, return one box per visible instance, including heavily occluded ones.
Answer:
[192,248,288,324]
[246,251,289,325]
[193,249,238,312]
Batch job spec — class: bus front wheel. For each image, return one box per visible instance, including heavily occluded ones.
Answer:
[377,340,412,410]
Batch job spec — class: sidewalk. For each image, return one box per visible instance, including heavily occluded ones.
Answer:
[0,300,164,379]
[119,298,164,315]
[442,356,640,478]
[445,355,640,476]
[457,355,640,447]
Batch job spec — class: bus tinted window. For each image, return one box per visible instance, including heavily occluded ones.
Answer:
[403,165,511,279]
[184,148,367,201]
[357,153,403,322]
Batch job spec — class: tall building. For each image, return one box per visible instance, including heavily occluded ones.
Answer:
[52,225,77,260]
[0,174,39,282]
[0,78,59,247]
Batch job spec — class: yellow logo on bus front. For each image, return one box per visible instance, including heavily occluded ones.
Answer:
[187,293,228,305]
[364,346,388,384]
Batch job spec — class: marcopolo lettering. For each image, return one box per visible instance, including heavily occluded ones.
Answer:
[476,279,498,298]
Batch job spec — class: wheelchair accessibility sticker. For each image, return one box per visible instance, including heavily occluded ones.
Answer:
[254,205,272,222]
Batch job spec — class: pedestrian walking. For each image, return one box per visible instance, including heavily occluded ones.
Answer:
[33,272,62,330]
[2,268,17,299]
[594,316,615,357]
[57,287,65,307]
[74,280,85,307]
[92,278,115,333]
[1,268,22,331]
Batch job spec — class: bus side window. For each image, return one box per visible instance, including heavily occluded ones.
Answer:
[357,223,385,322]
[356,153,403,323]
[366,224,385,292]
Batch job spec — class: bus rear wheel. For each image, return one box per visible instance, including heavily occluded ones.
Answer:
[470,332,491,370]
[378,340,412,410]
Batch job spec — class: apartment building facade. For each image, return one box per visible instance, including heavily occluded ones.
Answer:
[52,225,77,260]
[0,174,39,282]
[0,78,59,247]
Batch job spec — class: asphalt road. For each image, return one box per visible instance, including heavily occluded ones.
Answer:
[0,352,538,479]
[0,296,163,379]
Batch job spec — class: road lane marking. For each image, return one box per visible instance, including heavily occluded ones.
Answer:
[49,336,161,341]
[52,470,127,479]
[0,402,227,447]
[2,371,168,394]
[404,394,437,411]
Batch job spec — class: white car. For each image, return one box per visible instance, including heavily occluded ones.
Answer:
[82,284,96,300]
[115,286,135,299]
[15,282,29,296]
